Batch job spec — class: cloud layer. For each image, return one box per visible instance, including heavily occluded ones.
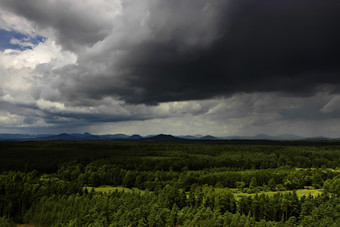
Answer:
[0,0,340,136]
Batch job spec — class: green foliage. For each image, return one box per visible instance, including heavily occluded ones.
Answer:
[0,141,340,226]
[0,217,10,227]
[250,177,258,188]
[324,176,340,195]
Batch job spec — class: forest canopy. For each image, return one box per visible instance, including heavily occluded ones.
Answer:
[0,140,340,226]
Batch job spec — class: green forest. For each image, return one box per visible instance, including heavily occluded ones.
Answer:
[1,140,340,226]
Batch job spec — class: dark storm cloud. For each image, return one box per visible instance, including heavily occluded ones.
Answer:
[2,0,340,105]
[113,0,340,104]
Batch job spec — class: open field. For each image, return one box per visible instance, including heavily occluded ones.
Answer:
[87,185,324,200]
[84,185,145,194]
[230,188,324,200]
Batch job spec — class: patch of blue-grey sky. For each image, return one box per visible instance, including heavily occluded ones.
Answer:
[0,29,45,51]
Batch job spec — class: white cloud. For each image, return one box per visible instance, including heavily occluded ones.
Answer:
[0,8,36,36]
[9,38,35,48]
[0,32,77,127]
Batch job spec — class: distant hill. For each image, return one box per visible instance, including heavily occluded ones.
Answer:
[200,135,219,140]
[274,134,305,140]
[100,134,130,139]
[128,134,143,140]
[304,136,331,141]
[145,134,184,141]
[225,134,306,141]
[43,133,74,140]
[0,134,36,140]
[177,135,198,140]
[42,133,101,140]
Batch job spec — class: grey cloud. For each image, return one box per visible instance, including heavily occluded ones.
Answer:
[23,116,38,125]
[0,98,146,129]
[0,0,116,51]
[0,101,37,115]
[200,93,340,124]
[321,96,340,114]
[274,94,340,121]
[42,0,340,106]
[0,101,44,127]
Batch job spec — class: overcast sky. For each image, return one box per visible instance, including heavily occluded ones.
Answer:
[0,0,340,137]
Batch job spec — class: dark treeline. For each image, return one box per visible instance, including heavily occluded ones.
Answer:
[0,140,340,226]
[1,141,339,172]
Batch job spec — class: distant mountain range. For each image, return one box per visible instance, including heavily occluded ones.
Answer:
[0,132,143,141]
[0,132,337,141]
[221,134,306,141]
